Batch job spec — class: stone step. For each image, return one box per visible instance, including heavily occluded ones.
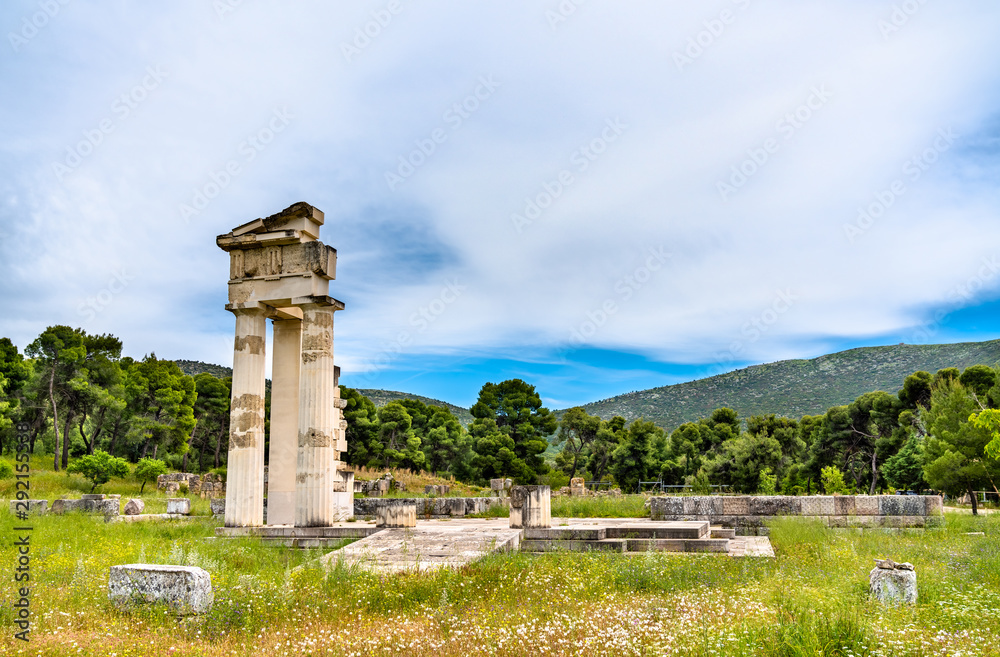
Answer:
[520,538,625,553]
[523,527,606,541]
[215,525,380,539]
[605,521,708,539]
[711,527,737,539]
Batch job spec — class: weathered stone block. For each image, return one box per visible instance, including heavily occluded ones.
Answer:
[924,495,943,516]
[9,500,47,515]
[166,498,191,515]
[509,485,551,529]
[854,496,879,515]
[869,564,917,605]
[877,515,925,528]
[81,494,106,501]
[51,499,81,514]
[749,496,799,516]
[123,499,145,516]
[650,497,685,519]
[210,498,226,517]
[879,496,925,517]
[682,496,722,516]
[524,527,606,541]
[108,564,213,614]
[377,504,416,528]
[800,496,835,516]
[834,495,856,516]
[721,496,750,515]
[444,497,465,516]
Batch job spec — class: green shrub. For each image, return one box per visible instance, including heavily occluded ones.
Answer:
[66,450,130,492]
[0,460,14,479]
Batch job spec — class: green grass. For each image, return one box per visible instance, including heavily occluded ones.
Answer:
[551,493,650,518]
[1,511,999,655]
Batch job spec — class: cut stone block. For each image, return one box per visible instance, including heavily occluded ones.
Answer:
[800,496,834,516]
[509,485,551,529]
[123,499,145,516]
[854,496,879,515]
[649,497,684,519]
[210,498,226,517]
[377,504,416,528]
[9,500,47,515]
[520,539,623,553]
[685,538,730,553]
[749,496,800,516]
[51,499,80,514]
[682,496,722,515]
[834,496,856,516]
[879,496,925,517]
[711,527,737,539]
[108,564,213,614]
[81,494,106,501]
[605,521,708,540]
[523,527,606,541]
[924,495,943,516]
[166,498,191,515]
[721,496,750,515]
[625,538,686,552]
[869,565,917,605]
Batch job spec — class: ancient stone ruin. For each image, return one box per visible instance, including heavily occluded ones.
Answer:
[156,473,225,498]
[217,202,352,527]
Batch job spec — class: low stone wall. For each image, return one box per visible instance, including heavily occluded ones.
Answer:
[354,497,504,518]
[157,473,225,498]
[649,495,944,535]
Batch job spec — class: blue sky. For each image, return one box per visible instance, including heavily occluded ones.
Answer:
[1,1,999,409]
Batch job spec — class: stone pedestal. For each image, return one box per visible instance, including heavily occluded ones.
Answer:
[377,504,417,528]
[266,318,302,526]
[167,498,191,515]
[225,306,267,527]
[869,560,917,605]
[509,485,551,528]
[295,303,339,527]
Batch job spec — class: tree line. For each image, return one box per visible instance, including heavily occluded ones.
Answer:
[2,326,1000,513]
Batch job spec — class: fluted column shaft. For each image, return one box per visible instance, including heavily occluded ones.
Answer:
[267,319,301,526]
[225,307,267,527]
[295,303,338,526]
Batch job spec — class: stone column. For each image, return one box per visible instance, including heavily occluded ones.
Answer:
[225,306,267,527]
[266,319,301,526]
[295,303,338,526]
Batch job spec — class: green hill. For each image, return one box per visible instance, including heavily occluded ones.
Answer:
[355,389,474,426]
[173,361,472,425]
[578,339,1000,428]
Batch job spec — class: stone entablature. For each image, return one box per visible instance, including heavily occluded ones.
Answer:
[649,495,944,535]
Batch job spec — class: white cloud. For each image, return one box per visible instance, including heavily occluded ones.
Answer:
[1,0,998,386]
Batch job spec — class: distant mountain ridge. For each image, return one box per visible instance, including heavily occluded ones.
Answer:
[579,339,1000,427]
[176,337,1000,431]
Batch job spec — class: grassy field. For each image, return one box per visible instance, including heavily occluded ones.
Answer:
[2,458,999,655]
[0,507,998,655]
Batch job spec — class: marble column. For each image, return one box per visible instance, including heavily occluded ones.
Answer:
[225,306,267,527]
[295,303,338,526]
[266,318,301,526]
